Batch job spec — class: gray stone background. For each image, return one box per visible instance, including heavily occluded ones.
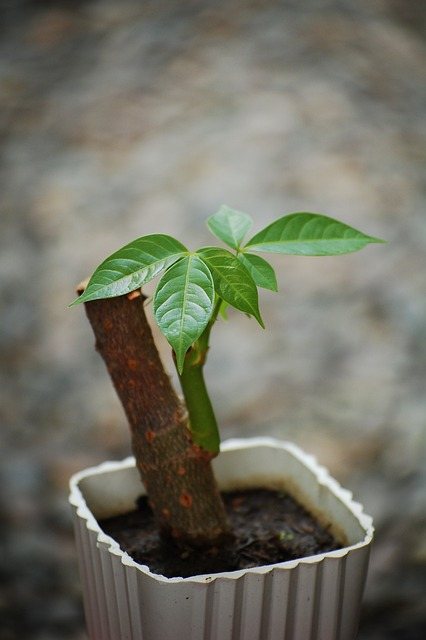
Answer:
[1,0,425,638]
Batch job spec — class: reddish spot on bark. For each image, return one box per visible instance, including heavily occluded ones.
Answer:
[145,430,155,443]
[189,443,214,463]
[177,467,186,476]
[128,359,137,370]
[128,379,136,387]
[103,319,113,330]
[179,491,192,508]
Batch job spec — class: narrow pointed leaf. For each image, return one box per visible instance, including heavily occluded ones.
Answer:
[70,235,188,305]
[197,247,264,327]
[238,253,278,291]
[245,213,385,256]
[153,255,214,373]
[207,205,253,250]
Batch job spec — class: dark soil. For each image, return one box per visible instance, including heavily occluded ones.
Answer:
[99,488,341,579]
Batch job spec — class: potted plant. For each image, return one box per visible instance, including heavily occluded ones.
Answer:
[69,206,382,640]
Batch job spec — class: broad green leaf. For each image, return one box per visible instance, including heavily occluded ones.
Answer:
[207,205,253,250]
[153,255,214,374]
[245,213,385,256]
[238,253,278,292]
[70,235,188,305]
[196,247,264,327]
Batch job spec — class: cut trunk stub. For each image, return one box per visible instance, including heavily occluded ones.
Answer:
[79,286,230,545]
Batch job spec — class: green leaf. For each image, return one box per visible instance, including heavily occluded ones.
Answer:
[245,213,385,256]
[70,235,188,305]
[207,205,253,250]
[196,247,264,327]
[153,255,214,374]
[238,253,278,291]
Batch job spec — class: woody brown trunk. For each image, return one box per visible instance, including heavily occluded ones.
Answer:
[79,286,230,547]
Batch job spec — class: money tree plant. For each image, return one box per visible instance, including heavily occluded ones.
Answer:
[71,206,383,548]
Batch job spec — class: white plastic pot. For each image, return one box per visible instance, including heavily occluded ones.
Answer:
[69,437,373,640]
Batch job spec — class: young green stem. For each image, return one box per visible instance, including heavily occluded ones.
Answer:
[177,298,223,455]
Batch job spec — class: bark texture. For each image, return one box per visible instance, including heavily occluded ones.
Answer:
[80,287,230,546]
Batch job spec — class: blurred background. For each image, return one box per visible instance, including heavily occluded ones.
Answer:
[1,0,425,638]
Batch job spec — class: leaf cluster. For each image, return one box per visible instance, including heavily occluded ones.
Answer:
[71,206,384,373]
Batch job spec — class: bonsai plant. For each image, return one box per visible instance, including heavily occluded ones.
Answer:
[69,206,382,640]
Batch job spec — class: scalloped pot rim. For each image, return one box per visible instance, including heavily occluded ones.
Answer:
[69,437,374,585]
